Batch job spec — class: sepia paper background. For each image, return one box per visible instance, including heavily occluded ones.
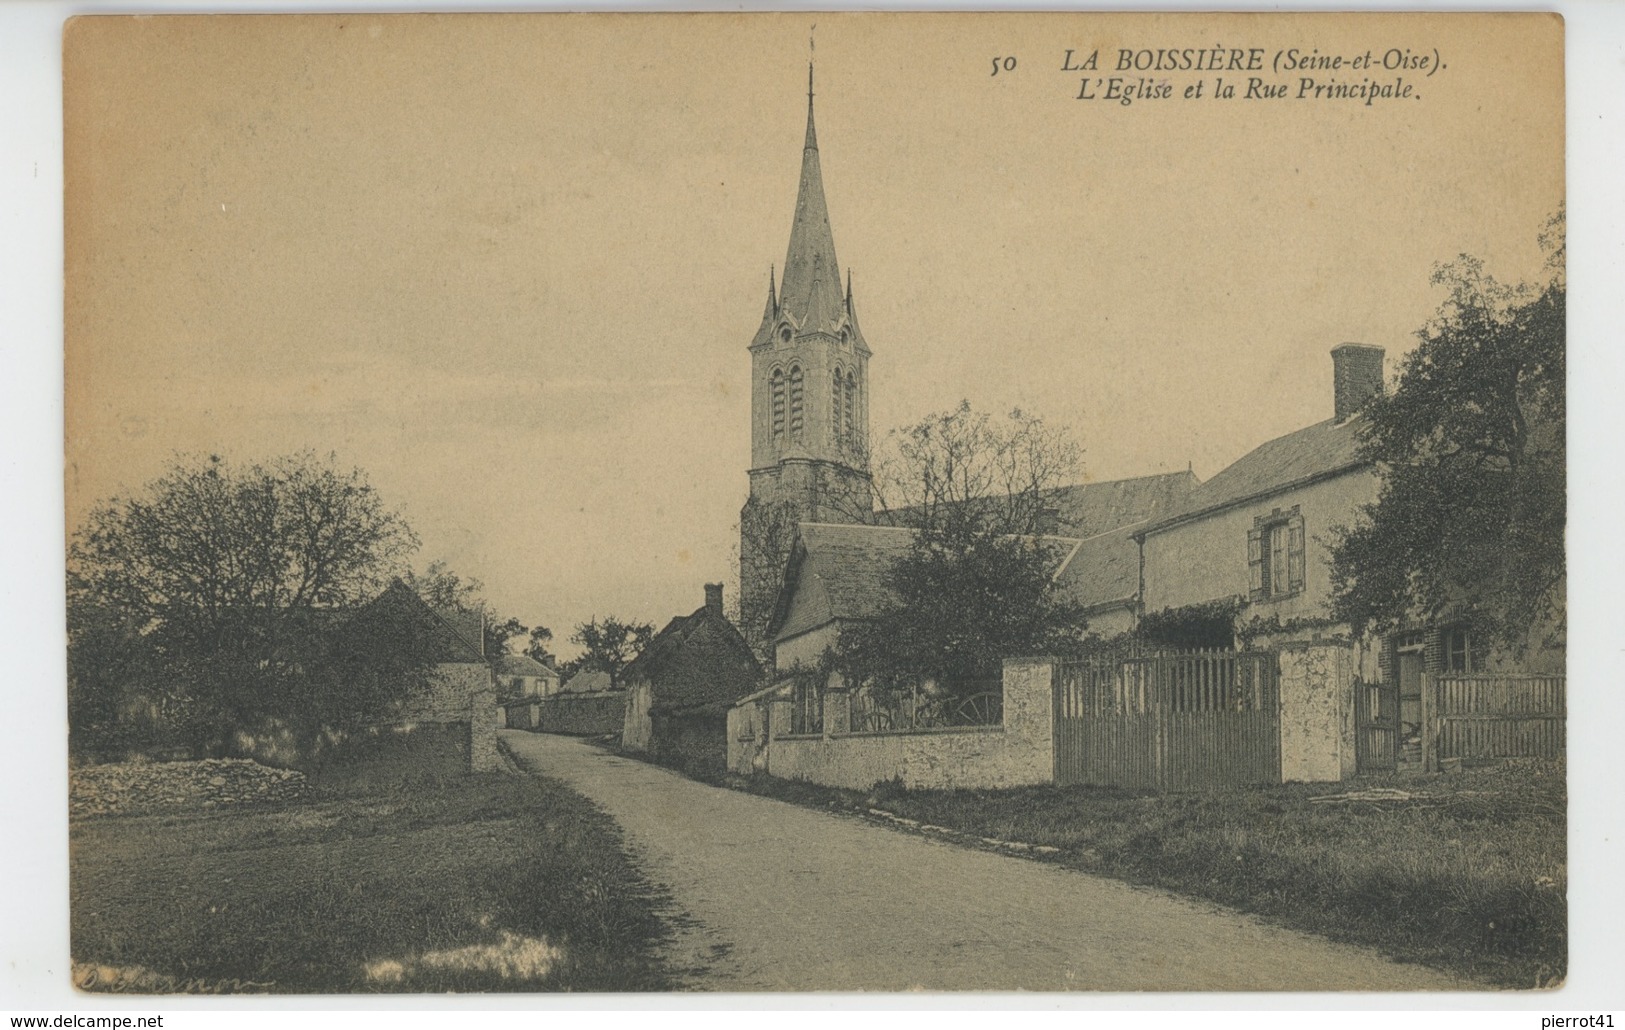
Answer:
[7,1,1621,1013]
[63,12,1562,648]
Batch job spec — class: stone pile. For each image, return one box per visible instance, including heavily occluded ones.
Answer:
[70,758,307,819]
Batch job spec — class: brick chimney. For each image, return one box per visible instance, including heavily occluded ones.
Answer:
[704,582,724,616]
[1331,343,1385,421]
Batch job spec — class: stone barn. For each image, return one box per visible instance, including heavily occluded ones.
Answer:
[621,583,761,778]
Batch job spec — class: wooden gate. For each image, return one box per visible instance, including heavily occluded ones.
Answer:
[1354,676,1398,773]
[1425,673,1565,769]
[1053,651,1281,790]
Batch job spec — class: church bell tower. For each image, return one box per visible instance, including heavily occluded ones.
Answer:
[739,66,874,644]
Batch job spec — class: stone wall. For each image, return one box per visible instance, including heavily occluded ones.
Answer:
[773,623,838,672]
[1278,642,1357,782]
[726,700,769,775]
[744,658,1055,791]
[504,701,539,731]
[465,667,501,773]
[393,662,500,773]
[534,692,626,736]
[650,714,728,780]
[621,679,653,751]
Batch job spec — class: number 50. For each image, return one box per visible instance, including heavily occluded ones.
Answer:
[990,56,1017,76]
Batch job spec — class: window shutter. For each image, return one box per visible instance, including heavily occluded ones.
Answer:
[1247,527,1264,601]
[1287,516,1306,593]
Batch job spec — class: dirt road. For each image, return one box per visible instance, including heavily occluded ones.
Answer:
[500,730,1471,992]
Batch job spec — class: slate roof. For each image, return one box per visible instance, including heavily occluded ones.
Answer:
[775,76,847,341]
[1043,471,1197,539]
[560,669,614,695]
[879,471,1195,541]
[750,70,870,357]
[347,580,486,664]
[1138,417,1369,537]
[493,654,550,678]
[1053,522,1146,612]
[434,606,486,662]
[770,523,1086,642]
[769,523,919,641]
[623,603,762,717]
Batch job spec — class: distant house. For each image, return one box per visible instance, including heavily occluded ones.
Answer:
[495,654,558,699]
[559,669,613,695]
[496,653,559,730]
[620,583,761,776]
[337,579,501,773]
[509,665,625,737]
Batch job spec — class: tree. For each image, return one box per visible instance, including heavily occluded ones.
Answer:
[569,617,655,686]
[523,625,556,667]
[831,401,1089,695]
[734,495,802,657]
[1328,212,1565,654]
[67,451,420,752]
[485,616,528,659]
[874,400,1082,536]
[401,560,482,612]
[833,526,1089,697]
[402,560,531,658]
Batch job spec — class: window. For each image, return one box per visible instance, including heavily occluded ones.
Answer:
[844,371,857,445]
[1248,508,1305,601]
[788,365,804,437]
[770,368,785,438]
[832,366,845,444]
[1445,627,1475,672]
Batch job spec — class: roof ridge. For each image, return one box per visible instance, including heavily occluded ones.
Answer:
[1071,518,1149,544]
[1048,469,1199,490]
[380,580,485,663]
[800,521,917,533]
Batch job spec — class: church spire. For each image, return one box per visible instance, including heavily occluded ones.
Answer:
[779,61,844,335]
[804,62,818,151]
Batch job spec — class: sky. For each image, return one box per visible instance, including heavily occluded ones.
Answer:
[62,12,1563,654]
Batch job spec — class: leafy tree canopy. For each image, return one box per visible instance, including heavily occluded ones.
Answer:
[403,560,543,659]
[524,625,556,667]
[1329,211,1565,654]
[68,451,420,753]
[833,525,1089,695]
[568,617,655,686]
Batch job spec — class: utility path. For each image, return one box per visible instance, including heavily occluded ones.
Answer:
[501,730,1470,993]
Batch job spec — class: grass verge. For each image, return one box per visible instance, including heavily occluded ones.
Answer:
[715,761,1565,990]
[70,760,673,993]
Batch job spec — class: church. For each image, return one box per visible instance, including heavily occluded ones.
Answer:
[736,68,1195,657]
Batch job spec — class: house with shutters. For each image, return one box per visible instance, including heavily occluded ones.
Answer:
[1133,344,1387,649]
[1130,343,1544,773]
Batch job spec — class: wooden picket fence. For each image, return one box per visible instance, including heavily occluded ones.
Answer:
[1424,673,1565,769]
[1053,650,1281,790]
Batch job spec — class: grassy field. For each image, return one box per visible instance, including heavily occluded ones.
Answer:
[725,762,1566,990]
[71,761,674,993]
